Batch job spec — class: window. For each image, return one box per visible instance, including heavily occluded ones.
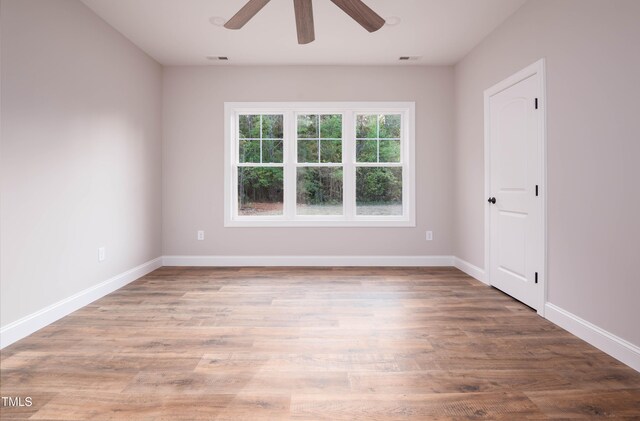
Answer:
[237,114,284,216]
[224,102,415,227]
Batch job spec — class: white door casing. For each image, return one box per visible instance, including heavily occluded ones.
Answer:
[484,59,546,314]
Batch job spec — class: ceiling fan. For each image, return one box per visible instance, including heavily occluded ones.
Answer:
[224,0,385,45]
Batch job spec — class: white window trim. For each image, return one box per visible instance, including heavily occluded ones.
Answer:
[224,102,416,227]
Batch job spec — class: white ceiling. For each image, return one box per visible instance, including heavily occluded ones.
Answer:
[81,0,527,66]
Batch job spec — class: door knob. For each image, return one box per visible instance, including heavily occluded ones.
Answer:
[488,197,496,204]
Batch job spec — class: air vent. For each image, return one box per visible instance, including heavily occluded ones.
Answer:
[206,56,229,61]
[399,56,421,61]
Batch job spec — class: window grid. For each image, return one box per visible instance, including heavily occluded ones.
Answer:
[296,113,343,165]
[260,114,262,163]
[355,114,402,165]
[377,115,380,162]
[238,114,284,165]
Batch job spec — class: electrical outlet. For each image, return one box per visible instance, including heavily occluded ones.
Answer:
[98,247,106,262]
[197,230,205,241]
[426,231,433,241]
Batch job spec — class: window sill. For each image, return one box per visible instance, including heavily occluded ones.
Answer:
[224,219,416,228]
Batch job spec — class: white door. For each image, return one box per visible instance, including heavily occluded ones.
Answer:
[486,62,545,311]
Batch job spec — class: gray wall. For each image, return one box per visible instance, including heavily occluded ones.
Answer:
[162,66,455,257]
[0,0,163,327]
[453,0,640,345]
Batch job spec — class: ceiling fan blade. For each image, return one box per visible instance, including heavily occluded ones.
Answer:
[224,0,271,30]
[293,0,315,44]
[330,0,385,33]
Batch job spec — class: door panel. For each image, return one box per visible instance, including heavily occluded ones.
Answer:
[488,73,541,309]
[498,210,526,279]
[497,99,528,189]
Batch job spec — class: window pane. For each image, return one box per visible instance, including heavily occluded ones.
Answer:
[379,114,401,138]
[297,167,343,215]
[239,115,260,138]
[239,139,260,163]
[262,115,283,139]
[356,167,402,216]
[320,114,342,138]
[298,114,318,138]
[238,167,283,216]
[320,140,342,163]
[356,114,377,138]
[298,139,319,163]
[356,139,377,162]
[379,140,401,162]
[262,139,283,163]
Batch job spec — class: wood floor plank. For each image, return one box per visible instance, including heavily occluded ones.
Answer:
[290,392,546,420]
[123,370,350,395]
[525,388,640,419]
[348,369,574,393]
[2,266,639,420]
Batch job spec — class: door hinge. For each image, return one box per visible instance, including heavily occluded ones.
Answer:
[535,272,539,284]
[535,185,539,196]
[535,98,539,109]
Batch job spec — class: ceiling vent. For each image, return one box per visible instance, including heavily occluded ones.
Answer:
[207,56,229,61]
[399,56,421,61]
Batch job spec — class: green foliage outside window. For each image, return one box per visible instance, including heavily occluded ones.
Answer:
[238,167,283,205]
[356,167,402,205]
[297,167,343,207]
[354,114,402,208]
[237,113,404,211]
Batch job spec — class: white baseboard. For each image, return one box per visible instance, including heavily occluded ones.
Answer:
[162,255,455,267]
[0,257,163,349]
[453,257,487,284]
[545,303,640,372]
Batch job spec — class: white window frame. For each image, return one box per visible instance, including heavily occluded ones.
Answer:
[224,102,416,227]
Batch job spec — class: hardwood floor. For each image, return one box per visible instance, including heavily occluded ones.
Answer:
[1,267,639,420]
